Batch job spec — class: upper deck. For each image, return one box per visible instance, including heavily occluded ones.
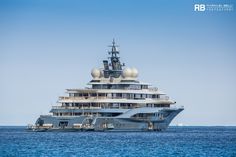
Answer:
[56,40,176,107]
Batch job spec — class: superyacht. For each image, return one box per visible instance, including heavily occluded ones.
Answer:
[28,40,184,131]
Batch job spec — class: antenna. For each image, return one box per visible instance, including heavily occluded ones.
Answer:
[108,38,119,57]
[103,39,124,78]
[112,38,115,46]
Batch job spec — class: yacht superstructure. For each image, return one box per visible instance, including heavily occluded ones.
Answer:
[29,40,184,131]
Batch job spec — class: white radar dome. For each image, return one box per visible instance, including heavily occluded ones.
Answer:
[131,68,138,78]
[122,68,132,78]
[91,68,100,78]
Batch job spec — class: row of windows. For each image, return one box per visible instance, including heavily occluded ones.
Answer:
[71,93,106,97]
[92,84,148,90]
[53,112,122,117]
[62,103,169,108]
[146,104,170,107]
[53,112,166,119]
[132,113,165,119]
[69,93,160,99]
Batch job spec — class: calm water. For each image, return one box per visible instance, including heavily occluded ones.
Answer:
[0,126,236,157]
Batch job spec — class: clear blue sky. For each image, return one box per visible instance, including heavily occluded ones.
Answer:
[0,0,236,126]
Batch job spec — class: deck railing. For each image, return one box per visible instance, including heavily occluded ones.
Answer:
[52,106,102,110]
[58,96,169,101]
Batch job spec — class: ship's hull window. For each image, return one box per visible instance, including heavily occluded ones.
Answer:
[59,121,68,127]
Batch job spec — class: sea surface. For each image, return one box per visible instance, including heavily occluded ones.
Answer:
[0,126,235,157]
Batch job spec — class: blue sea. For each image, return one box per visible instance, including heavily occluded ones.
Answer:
[0,126,236,157]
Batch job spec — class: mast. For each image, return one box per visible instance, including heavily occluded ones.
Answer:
[103,39,124,78]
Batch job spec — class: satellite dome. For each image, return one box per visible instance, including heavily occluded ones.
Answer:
[91,68,100,78]
[131,68,138,78]
[122,68,132,78]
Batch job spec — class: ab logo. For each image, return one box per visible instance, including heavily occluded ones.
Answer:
[194,4,206,11]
